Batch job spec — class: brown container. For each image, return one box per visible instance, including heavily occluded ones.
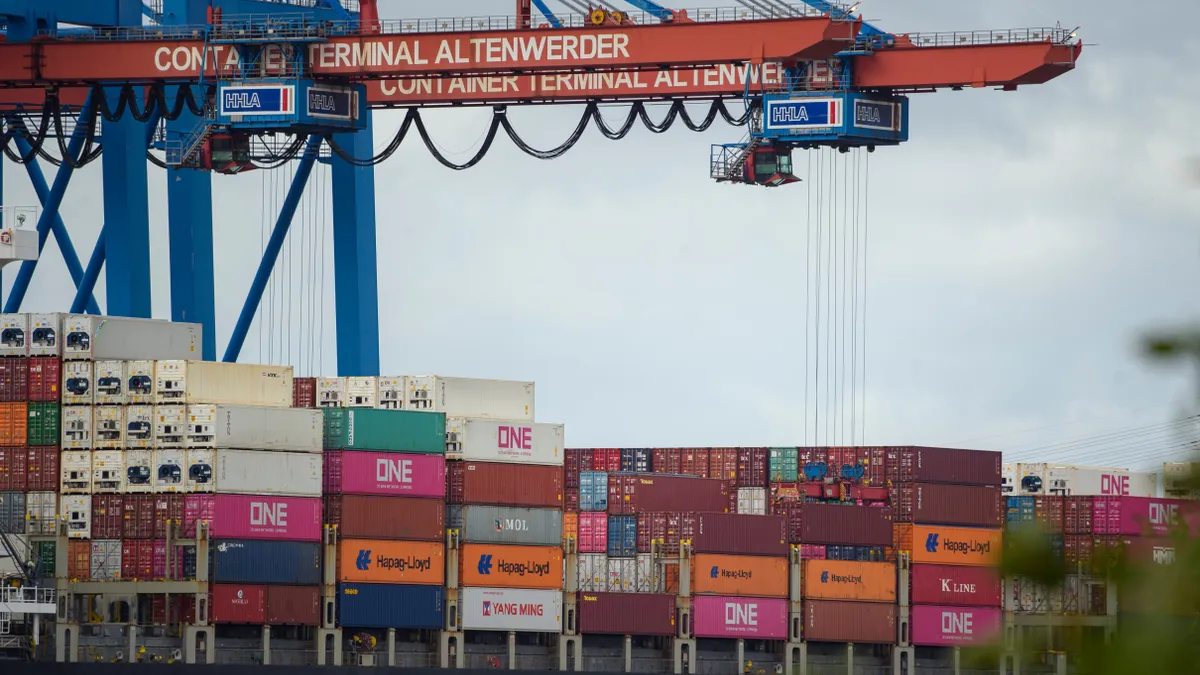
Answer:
[608,473,728,515]
[154,494,185,538]
[681,448,709,477]
[887,446,1002,487]
[25,447,58,491]
[803,560,897,602]
[787,502,892,547]
[266,585,320,625]
[28,357,60,402]
[0,402,27,446]
[577,592,676,636]
[736,447,767,487]
[293,377,316,408]
[0,358,28,402]
[709,448,738,482]
[1065,497,1094,535]
[324,495,445,541]
[691,554,788,598]
[693,512,787,557]
[653,448,681,475]
[211,584,266,624]
[448,461,562,508]
[91,494,124,538]
[67,539,90,580]
[123,494,156,539]
[909,483,1002,528]
[0,447,27,491]
[803,600,897,644]
[564,448,581,488]
[1035,495,1065,532]
[563,512,579,547]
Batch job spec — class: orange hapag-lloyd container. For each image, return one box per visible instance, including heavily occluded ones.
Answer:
[910,525,1002,567]
[337,539,444,585]
[460,544,564,590]
[691,553,788,598]
[802,560,896,603]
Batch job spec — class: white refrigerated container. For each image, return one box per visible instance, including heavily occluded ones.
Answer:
[155,360,292,407]
[153,448,186,493]
[445,417,563,465]
[123,450,153,493]
[154,404,187,448]
[60,494,91,539]
[94,359,126,405]
[1016,462,1159,498]
[29,313,64,357]
[316,377,346,408]
[125,405,154,449]
[93,406,124,449]
[62,405,93,450]
[62,314,201,361]
[62,361,93,405]
[0,313,28,357]
[406,375,534,421]
[60,451,93,494]
[376,376,404,410]
[214,449,321,497]
[125,359,156,404]
[185,449,215,493]
[346,376,377,408]
[91,451,124,493]
[185,404,322,452]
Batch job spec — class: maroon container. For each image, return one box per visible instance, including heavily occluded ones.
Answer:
[266,585,320,625]
[121,540,154,580]
[292,377,316,408]
[91,494,124,538]
[681,448,709,477]
[154,494,186,538]
[447,461,562,508]
[907,483,1002,528]
[1065,497,1094,534]
[564,449,582,488]
[863,447,887,487]
[0,447,27,491]
[692,512,787,556]
[803,600,896,644]
[0,358,28,402]
[577,592,676,636]
[709,448,738,482]
[653,448,681,475]
[1035,495,1065,532]
[578,450,593,471]
[886,446,1002,487]
[27,357,60,402]
[564,489,580,514]
[736,447,768,487]
[1064,534,1095,567]
[592,449,620,473]
[123,494,156,539]
[324,495,445,541]
[911,564,1002,607]
[636,512,658,553]
[784,502,892,547]
[212,584,267,624]
[25,447,58,491]
[608,474,728,515]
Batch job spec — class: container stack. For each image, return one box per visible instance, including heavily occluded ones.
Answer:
[691,512,789,641]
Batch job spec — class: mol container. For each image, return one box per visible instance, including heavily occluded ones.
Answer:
[693,596,787,639]
[326,495,445,541]
[910,525,1002,567]
[155,361,292,407]
[185,449,215,492]
[338,539,444,585]
[802,560,896,602]
[61,451,93,494]
[61,405,92,449]
[323,408,446,454]
[0,314,28,357]
[185,494,322,541]
[691,554,788,598]
[911,564,1002,606]
[214,449,320,497]
[461,587,563,632]
[317,377,347,407]
[211,540,321,585]
[346,377,378,408]
[61,494,91,539]
[126,360,156,404]
[91,451,124,493]
[154,404,187,448]
[448,506,562,547]
[62,315,201,361]
[459,544,564,590]
[337,583,444,630]
[406,375,535,421]
[577,592,676,636]
[186,405,322,452]
[692,513,787,557]
[152,449,186,493]
[323,451,445,498]
[446,417,563,465]
[29,313,64,357]
[376,377,404,410]
[93,406,124,449]
[447,461,562,509]
[912,605,1002,647]
[125,405,154,449]
[803,600,897,644]
[94,360,125,405]
[61,361,93,405]
[123,450,153,493]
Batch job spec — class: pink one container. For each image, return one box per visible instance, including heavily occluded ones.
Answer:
[579,512,608,553]
[692,596,787,639]
[324,451,446,498]
[911,605,1001,646]
[184,494,322,541]
[1091,497,1200,536]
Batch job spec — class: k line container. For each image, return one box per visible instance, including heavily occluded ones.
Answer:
[445,417,564,465]
[693,596,787,639]
[94,359,125,405]
[447,461,562,509]
[692,512,787,557]
[185,405,323,452]
[61,361,93,405]
[322,408,446,454]
[123,450,153,493]
[911,564,1002,606]
[406,375,534,421]
[910,525,1002,567]
[802,560,896,602]
[459,543,564,590]
[214,449,321,497]
[338,539,445,585]
[448,505,563,546]
[323,451,446,498]
[0,314,28,357]
[337,583,445,629]
[911,605,1002,646]
[211,540,321,585]
[188,494,323,541]
[803,600,897,644]
[155,361,292,407]
[691,553,788,598]
[316,377,347,407]
[577,592,676,636]
[460,587,563,632]
[125,405,154,449]
[62,315,201,361]
[326,495,445,541]
[126,360,155,404]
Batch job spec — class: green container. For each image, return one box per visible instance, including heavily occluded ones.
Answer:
[35,540,56,577]
[769,447,799,482]
[27,402,60,447]
[322,408,446,454]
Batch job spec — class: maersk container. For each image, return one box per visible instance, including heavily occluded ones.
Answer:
[215,449,321,497]
[406,375,535,421]
[186,449,215,493]
[346,377,378,408]
[26,402,60,447]
[323,408,446,454]
[154,404,187,448]
[461,587,563,632]
[155,361,292,408]
[211,540,321,585]
[125,404,153,449]
[769,447,799,482]
[94,360,125,405]
[62,405,92,450]
[579,471,608,512]
[93,406,124,450]
[577,592,676,636]
[29,313,64,357]
[376,377,404,410]
[152,449,186,493]
[91,451,124,493]
[445,417,563,465]
[337,583,444,629]
[126,360,156,404]
[316,377,347,407]
[123,450,153,493]
[60,494,91,539]
[0,313,28,357]
[323,451,446,498]
[60,451,92,494]
[62,315,201,361]
[606,515,637,558]
[449,505,563,546]
[185,404,322,452]
[61,361,93,405]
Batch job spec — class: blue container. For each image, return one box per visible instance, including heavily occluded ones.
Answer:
[619,449,652,473]
[606,515,637,558]
[1006,496,1036,526]
[580,471,609,512]
[338,583,444,629]
[211,540,320,585]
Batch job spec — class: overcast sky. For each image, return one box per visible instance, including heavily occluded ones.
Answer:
[2,0,1198,469]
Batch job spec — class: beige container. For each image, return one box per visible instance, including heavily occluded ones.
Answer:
[91,451,125,493]
[346,376,378,408]
[60,451,93,494]
[154,360,293,407]
[316,377,347,408]
[93,406,125,449]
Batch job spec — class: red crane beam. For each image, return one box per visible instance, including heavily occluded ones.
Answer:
[853,39,1082,90]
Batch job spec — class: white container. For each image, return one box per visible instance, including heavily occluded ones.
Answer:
[63,314,201,361]
[605,556,636,593]
[376,376,404,410]
[316,377,347,407]
[634,553,654,593]
[24,492,57,536]
[406,375,535,421]
[62,405,93,450]
[60,451,93,494]
[445,418,563,465]
[94,359,126,405]
[154,404,187,448]
[89,540,122,581]
[1008,576,1063,615]
[125,359,156,404]
[91,450,125,493]
[155,360,293,407]
[123,450,153,493]
[1017,463,1159,497]
[737,487,767,515]
[62,361,94,405]
[60,494,91,539]
[93,406,125,449]
[186,449,215,493]
[185,404,323,452]
[153,448,186,493]
[460,587,562,633]
[29,313,64,357]
[1164,462,1198,498]
[578,554,607,593]
[1002,463,1017,495]
[125,405,155,449]
[214,449,321,497]
[346,376,377,408]
[0,313,29,357]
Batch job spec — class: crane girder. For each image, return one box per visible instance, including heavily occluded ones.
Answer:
[852,39,1082,91]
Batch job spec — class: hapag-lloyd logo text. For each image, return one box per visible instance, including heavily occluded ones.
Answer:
[376,458,414,484]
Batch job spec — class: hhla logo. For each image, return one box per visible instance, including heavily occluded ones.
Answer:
[724,602,759,627]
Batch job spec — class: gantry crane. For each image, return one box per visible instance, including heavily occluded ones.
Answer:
[0,0,1082,375]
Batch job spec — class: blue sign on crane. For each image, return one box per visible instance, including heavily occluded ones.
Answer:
[306,86,355,121]
[764,98,843,132]
[853,99,899,132]
[219,85,296,117]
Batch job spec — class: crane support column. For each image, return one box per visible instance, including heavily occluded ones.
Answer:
[101,86,152,318]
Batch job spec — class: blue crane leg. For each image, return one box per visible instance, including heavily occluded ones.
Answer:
[222,136,323,364]
[101,85,152,318]
[331,110,381,377]
[70,233,106,314]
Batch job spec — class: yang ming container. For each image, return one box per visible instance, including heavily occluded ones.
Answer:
[155,361,292,407]
[459,544,564,590]
[337,539,444,585]
[446,417,563,465]
[215,449,321,497]
[693,596,787,639]
[577,592,676,636]
[406,375,534,421]
[185,405,322,452]
[448,505,562,546]
[890,446,1002,487]
[324,451,446,498]
[326,495,445,541]
[188,494,322,541]
[911,564,1002,607]
[912,605,1002,646]
[804,600,897,644]
[461,587,563,632]
[323,408,446,454]
[337,583,444,629]
[448,461,562,508]
[211,540,320,585]
[63,315,201,361]
[693,513,787,557]
[691,554,787,598]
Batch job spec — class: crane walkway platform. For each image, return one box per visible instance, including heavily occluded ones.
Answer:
[0,587,57,615]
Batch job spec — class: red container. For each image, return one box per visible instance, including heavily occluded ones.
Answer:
[447,461,562,508]
[863,447,887,487]
[903,483,1002,528]
[154,494,185,539]
[1064,534,1095,568]
[564,449,582,488]
[564,489,580,514]
[681,448,709,477]
[91,494,124,538]
[212,584,267,624]
[152,540,185,580]
[325,495,445,541]
[848,485,889,502]
[0,446,27,491]
[0,357,28,401]
[123,494,156,539]
[783,502,892,547]
[27,357,60,402]
[578,450,594,471]
[1034,495,1065,532]
[266,585,320,625]
[653,448,681,475]
[577,592,676,636]
[24,447,58,491]
[692,513,788,557]
[292,377,317,408]
[608,473,728,515]
[886,446,1002,487]
[709,448,738,482]
[121,540,154,580]
[1065,496,1094,534]
[592,448,621,473]
[67,540,90,579]
[578,512,608,553]
[736,447,767,487]
[911,564,1002,607]
[803,600,896,644]
[150,595,197,625]
[636,512,660,552]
